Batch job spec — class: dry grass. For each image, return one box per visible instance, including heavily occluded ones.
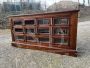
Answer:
[0,29,11,35]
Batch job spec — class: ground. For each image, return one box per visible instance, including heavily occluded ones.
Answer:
[0,19,90,68]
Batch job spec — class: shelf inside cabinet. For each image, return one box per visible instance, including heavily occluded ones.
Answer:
[52,35,69,38]
[14,33,24,36]
[13,25,23,28]
[52,25,70,28]
[36,34,49,37]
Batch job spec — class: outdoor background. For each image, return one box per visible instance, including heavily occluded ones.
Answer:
[0,0,90,28]
[0,0,90,68]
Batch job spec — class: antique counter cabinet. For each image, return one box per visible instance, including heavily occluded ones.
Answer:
[9,10,79,56]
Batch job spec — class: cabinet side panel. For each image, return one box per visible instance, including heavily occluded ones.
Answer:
[9,17,15,41]
[70,12,78,50]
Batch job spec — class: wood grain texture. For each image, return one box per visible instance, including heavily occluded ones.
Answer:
[9,10,79,57]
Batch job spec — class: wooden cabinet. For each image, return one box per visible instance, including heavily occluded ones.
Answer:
[9,10,79,56]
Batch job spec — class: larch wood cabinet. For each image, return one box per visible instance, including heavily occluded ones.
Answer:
[9,10,79,56]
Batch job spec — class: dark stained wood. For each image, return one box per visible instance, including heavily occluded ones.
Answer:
[9,10,79,57]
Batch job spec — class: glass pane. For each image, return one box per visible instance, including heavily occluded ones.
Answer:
[54,18,61,25]
[38,38,49,42]
[26,29,35,34]
[38,19,43,24]
[15,29,23,32]
[38,29,49,34]
[15,36,24,40]
[38,19,49,24]
[27,36,36,42]
[54,28,69,35]
[53,38,68,45]
[61,18,69,25]
[43,19,49,24]
[54,38,61,43]
[27,36,34,40]
[14,20,22,25]
[25,20,34,25]
[54,18,69,25]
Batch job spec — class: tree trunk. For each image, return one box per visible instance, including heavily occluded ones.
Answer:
[14,0,17,12]
[88,0,90,6]
[20,0,23,11]
[27,0,30,10]
[83,0,85,6]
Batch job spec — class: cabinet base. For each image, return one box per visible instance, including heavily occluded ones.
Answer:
[11,42,78,57]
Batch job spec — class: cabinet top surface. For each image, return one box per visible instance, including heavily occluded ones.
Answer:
[9,10,79,18]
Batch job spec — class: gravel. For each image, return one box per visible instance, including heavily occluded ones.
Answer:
[0,19,90,68]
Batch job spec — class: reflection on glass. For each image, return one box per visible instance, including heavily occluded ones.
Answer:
[38,29,49,34]
[16,36,24,40]
[53,38,68,45]
[27,36,37,42]
[38,38,49,42]
[14,20,22,25]
[54,18,61,25]
[54,18,69,25]
[61,18,68,24]
[54,28,69,35]
[27,36,34,40]
[38,19,49,24]
[15,29,23,32]
[25,20,34,25]
[26,29,35,34]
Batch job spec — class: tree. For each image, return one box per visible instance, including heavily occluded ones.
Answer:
[14,0,17,12]
[83,0,85,6]
[88,0,90,6]
[20,0,23,11]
